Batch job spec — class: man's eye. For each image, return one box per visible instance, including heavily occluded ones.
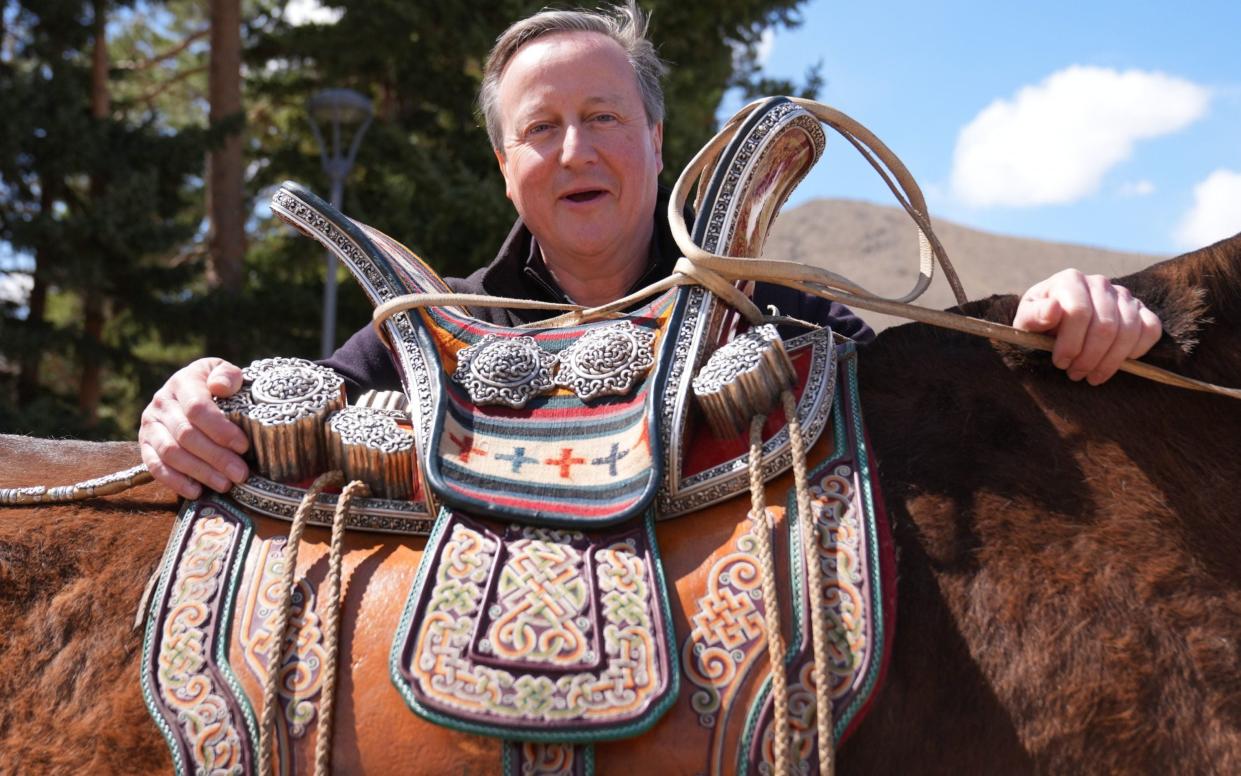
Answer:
[527,123,553,136]
[593,113,618,123]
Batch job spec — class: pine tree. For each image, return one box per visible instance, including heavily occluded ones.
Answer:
[0,0,206,437]
[0,0,817,437]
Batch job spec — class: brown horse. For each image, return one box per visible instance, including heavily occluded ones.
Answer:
[2,233,1239,774]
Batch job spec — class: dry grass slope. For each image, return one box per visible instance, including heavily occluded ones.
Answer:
[766,198,1164,331]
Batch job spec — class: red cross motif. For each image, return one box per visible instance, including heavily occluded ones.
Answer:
[448,432,486,463]
[545,448,586,479]
[636,423,652,454]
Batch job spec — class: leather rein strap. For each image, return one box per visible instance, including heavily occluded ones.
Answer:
[372,98,1241,402]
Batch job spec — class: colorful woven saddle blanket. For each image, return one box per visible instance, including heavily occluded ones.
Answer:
[139,97,896,774]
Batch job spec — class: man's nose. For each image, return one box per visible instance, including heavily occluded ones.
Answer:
[560,123,597,167]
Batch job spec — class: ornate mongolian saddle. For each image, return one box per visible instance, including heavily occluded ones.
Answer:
[139,97,895,775]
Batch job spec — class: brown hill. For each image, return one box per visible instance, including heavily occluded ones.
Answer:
[765,198,1165,331]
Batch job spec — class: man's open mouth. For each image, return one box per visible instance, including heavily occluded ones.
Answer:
[564,190,606,203]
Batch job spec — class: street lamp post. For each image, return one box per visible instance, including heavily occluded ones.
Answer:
[307,88,373,359]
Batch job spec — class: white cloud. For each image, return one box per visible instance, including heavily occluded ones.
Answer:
[285,0,343,26]
[1117,179,1156,197]
[951,66,1210,208]
[1175,169,1241,248]
[0,273,32,306]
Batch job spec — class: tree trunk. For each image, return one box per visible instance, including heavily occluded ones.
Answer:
[16,269,47,407]
[206,0,244,360]
[78,0,111,427]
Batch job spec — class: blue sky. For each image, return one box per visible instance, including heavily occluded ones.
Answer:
[728,0,1241,255]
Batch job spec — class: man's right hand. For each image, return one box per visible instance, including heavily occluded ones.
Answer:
[139,357,250,499]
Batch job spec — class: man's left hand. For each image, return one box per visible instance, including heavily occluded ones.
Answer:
[1013,269,1163,385]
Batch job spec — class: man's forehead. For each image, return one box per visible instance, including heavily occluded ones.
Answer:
[508,89,631,116]
[499,31,634,89]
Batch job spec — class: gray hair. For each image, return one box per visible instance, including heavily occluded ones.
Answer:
[478,2,668,151]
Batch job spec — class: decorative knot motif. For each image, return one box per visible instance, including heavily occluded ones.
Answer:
[325,406,415,498]
[216,357,346,482]
[240,357,344,426]
[327,406,412,454]
[553,321,657,401]
[454,335,556,409]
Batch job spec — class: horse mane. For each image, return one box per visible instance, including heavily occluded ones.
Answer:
[1121,232,1241,383]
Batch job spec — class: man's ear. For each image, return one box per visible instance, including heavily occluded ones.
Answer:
[652,122,664,174]
[494,147,514,201]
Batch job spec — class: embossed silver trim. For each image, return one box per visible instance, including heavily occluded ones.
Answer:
[271,189,438,512]
[229,475,433,535]
[709,110,825,259]
[553,320,656,400]
[658,100,830,518]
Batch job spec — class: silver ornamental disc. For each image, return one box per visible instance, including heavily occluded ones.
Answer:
[453,334,556,409]
[251,365,327,404]
[553,320,656,401]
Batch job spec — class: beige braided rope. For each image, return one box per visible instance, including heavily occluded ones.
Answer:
[259,470,343,776]
[749,415,791,774]
[782,390,834,775]
[314,479,369,776]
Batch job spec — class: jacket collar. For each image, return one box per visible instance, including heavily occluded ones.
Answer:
[479,187,684,320]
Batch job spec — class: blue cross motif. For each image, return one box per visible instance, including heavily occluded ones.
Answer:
[591,443,629,477]
[496,446,538,474]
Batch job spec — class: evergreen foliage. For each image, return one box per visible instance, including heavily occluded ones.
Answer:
[0,0,206,438]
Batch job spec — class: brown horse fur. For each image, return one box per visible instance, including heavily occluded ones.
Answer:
[1,235,1239,774]
[0,439,175,774]
[844,234,1241,773]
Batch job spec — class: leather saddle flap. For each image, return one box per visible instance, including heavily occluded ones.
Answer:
[271,181,685,527]
[390,507,679,742]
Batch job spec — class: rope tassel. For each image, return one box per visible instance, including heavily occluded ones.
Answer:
[783,390,835,776]
[258,471,346,776]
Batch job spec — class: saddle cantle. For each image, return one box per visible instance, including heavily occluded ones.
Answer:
[141,96,895,775]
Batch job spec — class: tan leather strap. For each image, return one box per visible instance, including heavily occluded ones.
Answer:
[664,97,1241,401]
[670,97,966,308]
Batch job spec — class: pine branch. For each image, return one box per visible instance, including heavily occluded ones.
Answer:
[125,65,209,108]
[115,28,209,72]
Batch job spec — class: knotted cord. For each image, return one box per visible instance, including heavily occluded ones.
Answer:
[783,390,834,776]
[258,471,341,776]
[315,479,369,776]
[749,415,792,774]
[367,97,1241,402]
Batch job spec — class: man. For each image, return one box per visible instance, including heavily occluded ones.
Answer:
[139,3,1163,500]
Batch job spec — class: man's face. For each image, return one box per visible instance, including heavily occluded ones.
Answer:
[493,31,663,268]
